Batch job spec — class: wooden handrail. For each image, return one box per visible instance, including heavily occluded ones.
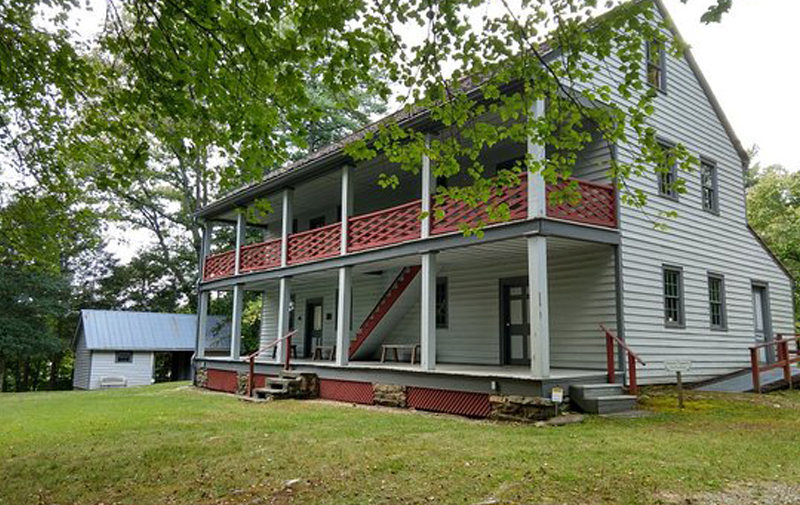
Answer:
[348,199,422,224]
[600,324,646,395]
[244,330,297,397]
[749,334,799,393]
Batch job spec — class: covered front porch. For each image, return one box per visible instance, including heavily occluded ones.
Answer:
[197,235,623,385]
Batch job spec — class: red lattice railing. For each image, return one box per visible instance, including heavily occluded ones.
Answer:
[200,177,617,282]
[432,175,529,235]
[546,179,617,228]
[347,200,422,252]
[239,238,282,273]
[287,222,342,265]
[203,250,236,280]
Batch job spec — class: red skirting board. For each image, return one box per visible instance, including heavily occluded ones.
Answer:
[206,369,237,393]
[319,379,374,404]
[406,387,491,418]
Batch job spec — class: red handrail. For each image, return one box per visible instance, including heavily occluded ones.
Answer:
[600,324,646,395]
[243,330,297,396]
[749,334,800,393]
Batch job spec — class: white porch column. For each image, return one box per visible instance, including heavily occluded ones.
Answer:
[340,165,353,254]
[196,290,210,359]
[420,252,438,371]
[280,189,294,267]
[421,135,434,238]
[335,266,352,365]
[527,99,547,218]
[275,276,292,363]
[234,211,246,275]
[201,221,213,270]
[527,236,550,377]
[230,285,244,359]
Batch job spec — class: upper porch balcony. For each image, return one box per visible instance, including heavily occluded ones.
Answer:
[202,174,617,282]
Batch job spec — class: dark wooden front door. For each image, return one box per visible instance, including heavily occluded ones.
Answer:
[304,298,324,358]
[501,278,530,366]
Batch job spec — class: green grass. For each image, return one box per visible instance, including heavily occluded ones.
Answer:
[1,384,799,505]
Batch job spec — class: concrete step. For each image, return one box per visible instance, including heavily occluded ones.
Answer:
[570,383,625,401]
[572,393,638,415]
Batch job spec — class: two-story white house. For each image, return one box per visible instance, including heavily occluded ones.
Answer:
[192,0,794,416]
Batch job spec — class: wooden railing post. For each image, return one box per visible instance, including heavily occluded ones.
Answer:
[606,331,615,384]
[284,333,293,371]
[627,353,638,395]
[248,356,255,397]
[750,347,761,394]
[779,338,792,389]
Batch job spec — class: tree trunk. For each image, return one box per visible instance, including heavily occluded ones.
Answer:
[50,353,62,390]
[15,360,22,392]
[21,359,30,392]
[0,356,6,392]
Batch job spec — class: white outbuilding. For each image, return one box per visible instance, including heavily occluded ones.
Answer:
[72,309,230,390]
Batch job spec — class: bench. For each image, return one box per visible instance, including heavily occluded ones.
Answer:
[380,344,420,364]
[313,345,336,361]
[99,376,127,388]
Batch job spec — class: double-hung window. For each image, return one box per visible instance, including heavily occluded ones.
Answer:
[657,142,678,199]
[700,160,719,213]
[646,39,667,91]
[663,266,684,327]
[708,274,726,330]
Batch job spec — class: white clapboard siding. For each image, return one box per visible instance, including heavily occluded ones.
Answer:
[382,241,616,368]
[72,329,91,390]
[259,273,388,353]
[89,351,154,389]
[594,8,795,383]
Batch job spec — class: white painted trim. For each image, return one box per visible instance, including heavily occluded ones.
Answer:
[340,165,353,254]
[276,277,292,363]
[421,135,434,239]
[527,99,546,218]
[335,267,352,365]
[420,252,438,370]
[281,189,294,267]
[234,211,246,275]
[196,291,210,359]
[527,236,550,377]
[230,285,244,359]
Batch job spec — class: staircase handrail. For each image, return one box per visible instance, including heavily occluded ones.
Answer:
[349,266,420,357]
[600,324,646,395]
[243,330,297,397]
[749,334,799,393]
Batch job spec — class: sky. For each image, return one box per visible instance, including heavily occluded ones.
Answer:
[70,0,798,262]
[662,0,800,170]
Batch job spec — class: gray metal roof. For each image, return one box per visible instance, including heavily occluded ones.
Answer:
[79,309,231,351]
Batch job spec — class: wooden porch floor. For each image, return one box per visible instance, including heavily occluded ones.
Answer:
[280,359,606,381]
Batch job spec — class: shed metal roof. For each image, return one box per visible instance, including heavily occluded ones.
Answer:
[79,309,231,351]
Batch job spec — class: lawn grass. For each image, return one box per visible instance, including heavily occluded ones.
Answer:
[1,384,799,505]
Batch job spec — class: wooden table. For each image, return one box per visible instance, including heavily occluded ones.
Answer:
[380,344,420,364]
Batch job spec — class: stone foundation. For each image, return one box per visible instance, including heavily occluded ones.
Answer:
[194,367,208,388]
[293,373,320,399]
[236,371,249,396]
[489,395,561,422]
[373,383,407,408]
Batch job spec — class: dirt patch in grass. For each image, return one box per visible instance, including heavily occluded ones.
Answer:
[660,482,800,505]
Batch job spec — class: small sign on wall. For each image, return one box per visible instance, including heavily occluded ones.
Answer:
[551,387,564,404]
[664,360,692,373]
